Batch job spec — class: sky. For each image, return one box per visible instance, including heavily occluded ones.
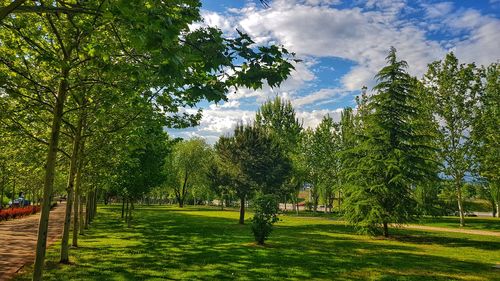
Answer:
[168,0,500,143]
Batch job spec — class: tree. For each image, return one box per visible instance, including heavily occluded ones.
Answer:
[425,53,481,226]
[251,194,280,245]
[472,63,500,217]
[1,1,294,277]
[313,116,341,213]
[344,47,437,236]
[166,139,210,208]
[216,124,291,224]
[255,96,302,207]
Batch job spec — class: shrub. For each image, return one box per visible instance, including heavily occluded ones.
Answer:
[0,205,41,222]
[251,194,280,245]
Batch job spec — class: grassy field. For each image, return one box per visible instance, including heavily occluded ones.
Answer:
[15,205,500,281]
[416,216,500,231]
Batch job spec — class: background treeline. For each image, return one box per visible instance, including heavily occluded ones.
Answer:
[135,48,499,238]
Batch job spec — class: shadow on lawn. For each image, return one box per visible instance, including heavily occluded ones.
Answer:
[16,206,499,281]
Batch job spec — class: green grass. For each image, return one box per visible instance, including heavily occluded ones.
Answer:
[416,216,500,231]
[14,205,500,281]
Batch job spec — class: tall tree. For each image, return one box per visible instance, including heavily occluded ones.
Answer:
[255,96,302,206]
[216,124,291,224]
[344,47,437,236]
[472,63,500,217]
[166,138,211,208]
[425,53,481,226]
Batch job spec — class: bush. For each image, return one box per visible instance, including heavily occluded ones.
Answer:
[0,205,41,221]
[251,194,280,245]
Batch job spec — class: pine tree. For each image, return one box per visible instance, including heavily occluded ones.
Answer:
[344,47,436,236]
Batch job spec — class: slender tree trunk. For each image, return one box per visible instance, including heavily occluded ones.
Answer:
[383,222,389,237]
[85,192,90,229]
[496,203,499,218]
[456,178,465,227]
[12,178,16,203]
[125,199,129,221]
[71,193,79,246]
[0,174,4,209]
[239,197,245,224]
[60,112,84,263]
[127,201,133,228]
[33,67,70,281]
[121,197,125,218]
[79,195,84,235]
[93,189,97,218]
[72,148,84,245]
[338,190,341,210]
[73,128,85,243]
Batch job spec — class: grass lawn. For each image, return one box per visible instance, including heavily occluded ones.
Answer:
[15,205,500,281]
[415,216,500,231]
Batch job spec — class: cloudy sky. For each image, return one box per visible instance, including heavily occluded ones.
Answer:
[168,0,500,143]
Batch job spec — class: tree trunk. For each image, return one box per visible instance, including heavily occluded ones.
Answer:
[383,222,389,237]
[456,179,465,227]
[496,203,499,218]
[127,201,133,228]
[239,197,245,224]
[125,199,129,222]
[92,189,97,219]
[85,192,90,229]
[33,67,70,281]
[60,111,84,263]
[121,197,125,218]
[12,178,16,203]
[338,190,342,210]
[0,174,4,209]
[79,195,84,235]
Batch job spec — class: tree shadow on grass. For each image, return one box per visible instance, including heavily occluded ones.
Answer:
[14,206,500,281]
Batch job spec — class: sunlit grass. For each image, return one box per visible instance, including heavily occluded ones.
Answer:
[415,216,500,231]
[14,205,500,281]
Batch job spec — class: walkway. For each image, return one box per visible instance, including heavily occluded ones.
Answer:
[405,224,500,237]
[0,203,66,281]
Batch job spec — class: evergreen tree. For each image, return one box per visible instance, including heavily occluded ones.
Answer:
[344,47,436,236]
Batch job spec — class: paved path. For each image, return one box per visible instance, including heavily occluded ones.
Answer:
[405,224,500,237]
[0,203,66,281]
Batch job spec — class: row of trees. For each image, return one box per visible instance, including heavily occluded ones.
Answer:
[157,48,498,238]
[0,1,294,279]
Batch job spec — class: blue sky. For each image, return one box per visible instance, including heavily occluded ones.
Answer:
[169,0,500,143]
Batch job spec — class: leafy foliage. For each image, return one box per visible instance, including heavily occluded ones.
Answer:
[251,194,280,245]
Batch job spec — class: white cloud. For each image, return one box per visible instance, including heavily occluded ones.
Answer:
[292,88,348,108]
[422,2,454,19]
[296,108,343,128]
[174,1,500,142]
[453,17,500,66]
[236,1,445,90]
